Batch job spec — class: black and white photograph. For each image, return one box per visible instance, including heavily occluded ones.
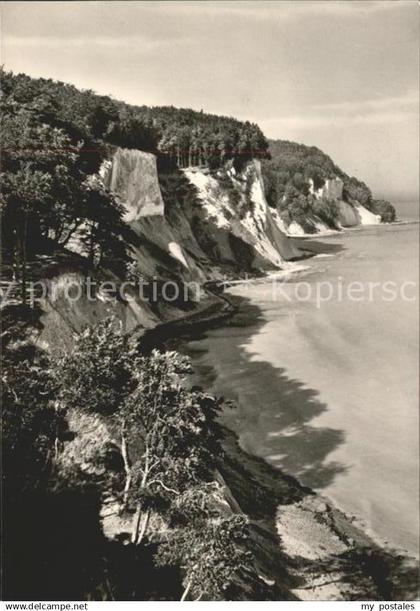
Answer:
[1,0,419,605]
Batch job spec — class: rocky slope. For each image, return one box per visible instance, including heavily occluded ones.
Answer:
[105,148,302,273]
[262,139,395,235]
[313,178,380,228]
[23,148,305,350]
[183,160,302,267]
[281,177,381,236]
[6,139,395,352]
[100,148,165,220]
[2,70,407,601]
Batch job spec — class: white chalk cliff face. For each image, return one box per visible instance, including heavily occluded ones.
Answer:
[353,203,381,225]
[71,149,302,281]
[100,148,165,221]
[66,150,166,258]
[310,177,380,227]
[310,177,344,201]
[100,149,210,280]
[35,151,305,348]
[286,177,381,233]
[184,160,301,268]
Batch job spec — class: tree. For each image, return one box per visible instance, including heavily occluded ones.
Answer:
[156,515,255,601]
[292,171,309,193]
[80,179,129,274]
[342,176,372,206]
[312,197,339,228]
[54,317,140,522]
[1,103,81,300]
[55,319,225,545]
[1,74,129,290]
[370,199,396,222]
[55,318,136,417]
[2,343,62,495]
[2,68,270,188]
[119,352,224,544]
[107,107,159,151]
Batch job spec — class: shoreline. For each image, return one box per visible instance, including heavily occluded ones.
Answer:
[219,426,419,601]
[137,285,236,351]
[139,264,419,600]
[138,263,312,351]
[290,218,420,241]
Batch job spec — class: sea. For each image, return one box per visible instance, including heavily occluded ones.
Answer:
[182,200,419,557]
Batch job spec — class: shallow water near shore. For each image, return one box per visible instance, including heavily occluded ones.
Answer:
[182,214,419,558]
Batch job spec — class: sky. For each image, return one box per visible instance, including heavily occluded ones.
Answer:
[2,0,419,201]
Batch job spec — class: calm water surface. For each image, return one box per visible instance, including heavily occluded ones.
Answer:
[184,209,419,557]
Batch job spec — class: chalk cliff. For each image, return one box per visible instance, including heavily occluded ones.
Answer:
[184,160,301,269]
[264,139,389,235]
[29,149,304,348]
[17,142,388,349]
[99,148,301,274]
[100,148,165,220]
[284,177,381,235]
[310,177,344,201]
[312,178,381,228]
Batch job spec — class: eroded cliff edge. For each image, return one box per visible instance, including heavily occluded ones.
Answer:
[18,148,305,350]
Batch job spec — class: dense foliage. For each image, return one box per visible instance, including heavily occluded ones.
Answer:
[45,318,257,598]
[1,69,400,602]
[1,70,268,168]
[156,514,253,600]
[2,327,62,496]
[2,316,259,600]
[367,199,396,223]
[262,139,396,228]
[1,69,393,283]
[263,139,341,202]
[0,69,269,298]
[1,71,131,301]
